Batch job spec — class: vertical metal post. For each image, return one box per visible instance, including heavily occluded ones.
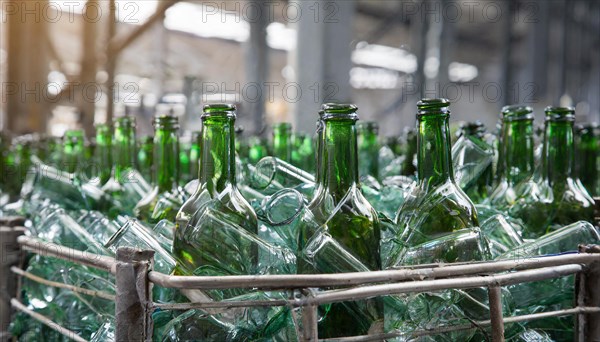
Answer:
[115,247,154,342]
[575,262,587,342]
[0,226,25,337]
[488,286,505,342]
[578,245,600,342]
[301,304,318,342]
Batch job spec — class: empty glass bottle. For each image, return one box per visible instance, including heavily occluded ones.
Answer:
[576,123,599,197]
[179,137,192,186]
[392,99,486,266]
[299,103,382,338]
[102,116,151,216]
[400,127,417,176]
[248,136,268,165]
[291,132,315,173]
[174,104,258,275]
[272,122,292,163]
[93,124,112,187]
[62,129,85,174]
[137,136,154,183]
[188,131,202,181]
[135,115,186,223]
[357,121,380,180]
[541,107,594,229]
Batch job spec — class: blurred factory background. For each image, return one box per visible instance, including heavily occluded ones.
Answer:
[1,0,599,138]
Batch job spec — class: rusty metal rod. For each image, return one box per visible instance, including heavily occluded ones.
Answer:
[488,286,505,342]
[10,299,88,342]
[148,254,599,290]
[154,299,289,311]
[325,307,600,342]
[11,266,116,301]
[17,236,116,274]
[303,264,582,306]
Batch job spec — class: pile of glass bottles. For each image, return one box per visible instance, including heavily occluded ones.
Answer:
[0,99,598,341]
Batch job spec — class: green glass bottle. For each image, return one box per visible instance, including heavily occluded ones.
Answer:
[188,131,202,181]
[385,136,402,156]
[576,123,599,197]
[293,133,316,174]
[248,136,268,165]
[135,115,186,223]
[357,121,380,179]
[300,103,382,338]
[488,106,538,208]
[93,124,112,186]
[542,107,595,228]
[179,138,192,186]
[272,122,292,162]
[102,116,151,216]
[62,129,85,174]
[400,127,417,176]
[137,136,153,183]
[174,104,258,274]
[392,99,485,265]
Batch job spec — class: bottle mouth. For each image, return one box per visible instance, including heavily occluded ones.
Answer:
[94,123,111,134]
[202,103,236,119]
[321,103,359,120]
[357,121,379,133]
[272,122,292,131]
[153,114,180,129]
[544,106,575,122]
[501,105,534,121]
[417,98,450,116]
[114,116,136,128]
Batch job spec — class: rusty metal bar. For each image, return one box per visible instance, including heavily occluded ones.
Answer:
[301,304,318,342]
[325,307,600,342]
[10,266,115,301]
[154,299,288,311]
[16,236,116,273]
[10,299,88,342]
[488,286,505,342]
[0,227,25,335]
[304,264,583,306]
[579,244,600,341]
[148,253,600,290]
[115,248,154,342]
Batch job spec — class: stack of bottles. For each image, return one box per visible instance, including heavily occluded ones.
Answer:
[0,99,598,341]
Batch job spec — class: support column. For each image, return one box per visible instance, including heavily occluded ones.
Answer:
[0,225,25,337]
[290,0,355,134]
[244,0,270,134]
[115,248,154,341]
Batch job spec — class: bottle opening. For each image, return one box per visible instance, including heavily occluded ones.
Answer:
[321,103,359,120]
[114,116,136,128]
[272,122,292,131]
[153,114,179,129]
[202,103,236,119]
[545,106,575,121]
[417,98,450,116]
[357,121,379,133]
[502,105,534,121]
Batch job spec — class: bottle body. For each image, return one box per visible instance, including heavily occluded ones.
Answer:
[299,104,382,338]
[173,104,258,275]
[392,99,486,267]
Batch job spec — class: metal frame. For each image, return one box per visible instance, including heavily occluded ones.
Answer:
[1,226,599,342]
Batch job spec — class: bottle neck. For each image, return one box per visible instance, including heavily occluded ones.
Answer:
[316,119,359,198]
[114,126,136,182]
[199,117,237,193]
[154,128,180,192]
[417,114,454,188]
[95,129,112,183]
[502,119,535,185]
[543,120,575,186]
[273,127,292,162]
